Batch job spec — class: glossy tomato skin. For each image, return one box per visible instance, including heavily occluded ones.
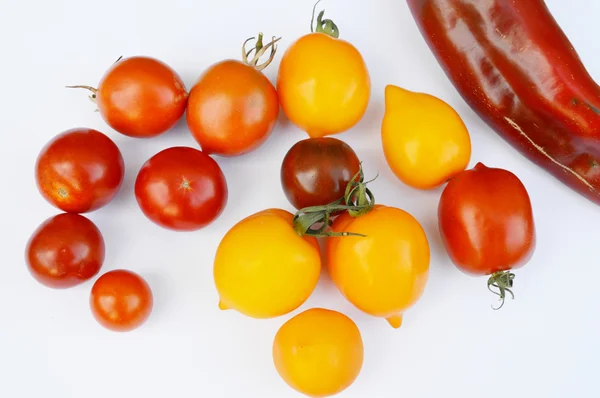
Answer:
[281,137,361,209]
[35,128,125,213]
[135,147,228,231]
[26,213,105,289]
[90,269,153,332]
[97,56,187,138]
[186,60,279,156]
[277,33,370,138]
[438,163,536,276]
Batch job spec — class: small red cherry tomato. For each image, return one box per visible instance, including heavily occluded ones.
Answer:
[35,128,125,213]
[134,147,228,231]
[281,137,361,209]
[438,162,536,309]
[26,213,105,289]
[90,269,153,332]
[186,34,280,156]
[69,56,188,138]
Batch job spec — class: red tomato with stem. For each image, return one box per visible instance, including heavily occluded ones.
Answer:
[438,162,536,309]
[186,33,280,156]
[26,213,105,289]
[90,269,153,332]
[135,147,228,231]
[35,128,125,213]
[281,137,361,210]
[68,56,187,138]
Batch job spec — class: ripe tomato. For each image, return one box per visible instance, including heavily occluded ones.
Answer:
[26,213,105,289]
[277,8,370,138]
[281,137,361,210]
[273,308,364,397]
[90,269,153,332]
[438,163,536,308]
[69,56,187,138]
[186,34,280,156]
[36,128,125,213]
[326,205,430,328]
[382,85,471,189]
[135,146,228,231]
[214,209,321,319]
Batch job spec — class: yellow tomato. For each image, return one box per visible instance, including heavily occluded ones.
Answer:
[273,308,364,397]
[326,205,430,328]
[382,84,471,190]
[277,32,371,138]
[213,209,321,319]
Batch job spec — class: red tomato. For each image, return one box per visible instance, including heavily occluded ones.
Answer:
[438,162,536,308]
[135,147,228,231]
[281,137,361,209]
[36,128,125,213]
[186,36,279,156]
[69,56,187,138]
[90,269,153,332]
[26,213,105,289]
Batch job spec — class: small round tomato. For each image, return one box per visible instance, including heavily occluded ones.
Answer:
[186,34,280,156]
[90,269,153,332]
[438,163,536,308]
[36,128,125,213]
[26,213,105,289]
[277,8,370,138]
[281,137,361,210]
[382,85,472,190]
[326,205,430,328]
[214,209,321,319]
[135,146,228,231]
[68,56,187,138]
[273,308,364,397]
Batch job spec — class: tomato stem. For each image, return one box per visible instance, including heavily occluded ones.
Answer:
[242,33,282,72]
[487,271,516,310]
[65,85,98,105]
[310,0,339,38]
[293,165,376,238]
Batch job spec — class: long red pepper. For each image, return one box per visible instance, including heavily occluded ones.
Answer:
[407,0,600,205]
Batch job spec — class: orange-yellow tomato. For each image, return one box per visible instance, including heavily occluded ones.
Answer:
[382,84,471,190]
[326,205,430,328]
[277,33,370,138]
[273,308,364,397]
[213,209,321,319]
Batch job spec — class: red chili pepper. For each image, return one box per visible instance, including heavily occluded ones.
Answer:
[407,0,600,205]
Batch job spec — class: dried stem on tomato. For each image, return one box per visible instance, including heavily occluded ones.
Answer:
[242,33,281,72]
[293,165,376,238]
[487,271,516,310]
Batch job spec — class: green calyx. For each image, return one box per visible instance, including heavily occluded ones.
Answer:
[310,0,339,38]
[487,271,516,310]
[293,165,377,238]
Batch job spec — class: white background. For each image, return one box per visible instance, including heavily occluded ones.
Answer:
[1,0,599,397]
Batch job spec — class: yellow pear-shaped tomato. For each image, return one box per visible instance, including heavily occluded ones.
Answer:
[273,308,364,397]
[382,84,471,190]
[326,205,430,328]
[277,32,370,138]
[213,209,321,319]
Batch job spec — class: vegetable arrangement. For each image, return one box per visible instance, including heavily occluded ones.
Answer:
[31,0,600,395]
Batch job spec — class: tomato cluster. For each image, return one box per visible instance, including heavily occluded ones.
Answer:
[25,1,537,396]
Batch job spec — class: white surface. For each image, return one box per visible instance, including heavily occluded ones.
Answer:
[1,0,599,397]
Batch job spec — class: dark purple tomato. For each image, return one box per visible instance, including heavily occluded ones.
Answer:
[281,138,361,210]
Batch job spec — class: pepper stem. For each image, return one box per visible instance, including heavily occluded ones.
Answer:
[293,165,376,238]
[242,33,281,71]
[310,0,339,38]
[487,271,516,310]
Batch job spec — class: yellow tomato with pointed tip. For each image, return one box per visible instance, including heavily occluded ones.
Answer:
[382,84,471,190]
[273,308,364,397]
[277,32,371,138]
[326,205,430,328]
[213,209,321,319]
